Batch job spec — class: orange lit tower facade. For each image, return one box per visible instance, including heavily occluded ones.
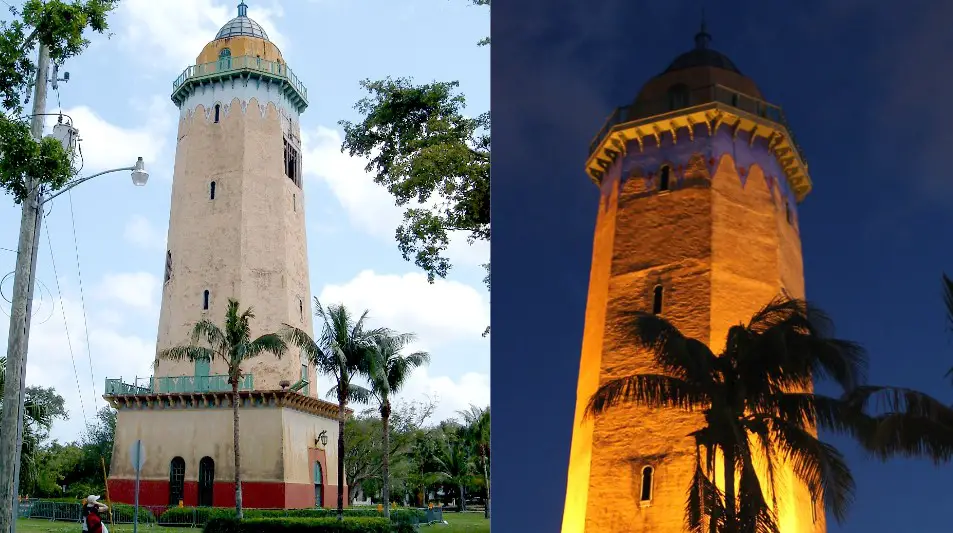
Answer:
[561,26,818,532]
[102,3,346,510]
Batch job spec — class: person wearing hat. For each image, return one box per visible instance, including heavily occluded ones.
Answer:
[83,496,109,533]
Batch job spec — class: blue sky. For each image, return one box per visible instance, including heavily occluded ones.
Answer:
[0,0,490,443]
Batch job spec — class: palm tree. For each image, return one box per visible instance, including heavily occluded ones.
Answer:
[367,331,430,517]
[459,405,490,519]
[282,299,379,521]
[0,358,59,495]
[433,424,474,512]
[158,299,287,519]
[586,296,867,533]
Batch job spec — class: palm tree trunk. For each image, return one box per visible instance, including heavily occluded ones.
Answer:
[458,483,466,512]
[381,400,391,519]
[232,381,243,519]
[723,445,736,533]
[337,387,346,521]
[483,456,490,519]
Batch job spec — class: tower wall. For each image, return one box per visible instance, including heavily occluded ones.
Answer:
[156,79,315,394]
[569,123,820,532]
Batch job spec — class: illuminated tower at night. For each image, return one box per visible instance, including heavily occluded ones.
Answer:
[561,24,816,532]
[103,2,346,509]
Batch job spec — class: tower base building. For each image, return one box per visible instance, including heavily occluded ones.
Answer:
[104,3,346,509]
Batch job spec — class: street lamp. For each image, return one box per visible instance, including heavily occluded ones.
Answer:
[3,156,150,531]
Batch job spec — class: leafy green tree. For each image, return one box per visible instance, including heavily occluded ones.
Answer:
[282,300,379,521]
[159,299,288,519]
[367,331,429,516]
[459,405,490,518]
[0,0,119,203]
[0,359,68,495]
[433,423,474,512]
[339,0,490,296]
[587,297,868,533]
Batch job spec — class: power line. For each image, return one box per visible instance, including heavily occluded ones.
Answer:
[41,208,90,428]
[66,189,99,415]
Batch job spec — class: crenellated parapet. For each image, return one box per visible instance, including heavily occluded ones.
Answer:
[586,84,811,204]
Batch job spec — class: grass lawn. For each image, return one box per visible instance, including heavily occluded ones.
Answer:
[17,514,490,532]
[428,512,489,532]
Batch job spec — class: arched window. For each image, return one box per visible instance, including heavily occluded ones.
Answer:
[218,48,232,70]
[659,166,671,192]
[640,466,654,502]
[313,461,324,508]
[198,457,214,507]
[210,181,216,200]
[203,290,210,310]
[667,84,690,111]
[652,285,663,315]
[213,104,220,123]
[169,457,186,506]
[299,298,304,320]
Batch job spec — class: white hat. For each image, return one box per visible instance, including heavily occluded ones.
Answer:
[87,495,100,504]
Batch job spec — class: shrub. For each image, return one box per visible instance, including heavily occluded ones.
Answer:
[204,517,395,533]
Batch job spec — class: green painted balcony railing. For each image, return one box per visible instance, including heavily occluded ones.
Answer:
[104,374,254,395]
[172,54,308,103]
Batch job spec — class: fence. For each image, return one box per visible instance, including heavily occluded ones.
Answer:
[18,500,445,528]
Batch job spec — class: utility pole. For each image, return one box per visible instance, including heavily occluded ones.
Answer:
[0,43,50,533]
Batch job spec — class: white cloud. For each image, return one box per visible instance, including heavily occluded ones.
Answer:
[0,289,156,443]
[94,272,161,312]
[394,367,490,425]
[302,126,489,268]
[124,214,167,252]
[117,0,289,70]
[58,97,170,175]
[318,269,489,345]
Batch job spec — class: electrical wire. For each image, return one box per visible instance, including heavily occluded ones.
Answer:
[66,189,100,415]
[41,207,91,428]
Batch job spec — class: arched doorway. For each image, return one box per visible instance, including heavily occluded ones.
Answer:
[313,461,324,507]
[169,457,185,506]
[198,457,215,507]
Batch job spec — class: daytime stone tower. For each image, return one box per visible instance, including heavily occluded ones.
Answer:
[562,25,819,532]
[104,3,348,510]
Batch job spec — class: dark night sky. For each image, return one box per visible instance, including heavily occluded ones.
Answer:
[491,1,953,531]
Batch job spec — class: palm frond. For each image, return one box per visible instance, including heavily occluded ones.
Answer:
[585,374,708,419]
[159,345,215,364]
[281,324,331,371]
[189,319,227,353]
[621,311,717,383]
[770,419,854,524]
[245,333,288,360]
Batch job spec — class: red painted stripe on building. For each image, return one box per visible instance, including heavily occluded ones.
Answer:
[107,479,348,509]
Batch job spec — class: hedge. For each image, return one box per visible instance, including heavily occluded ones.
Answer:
[204,517,407,533]
[161,507,424,525]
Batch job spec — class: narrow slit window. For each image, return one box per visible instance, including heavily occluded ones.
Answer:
[652,285,663,315]
[293,193,296,212]
[210,181,216,200]
[299,298,304,321]
[659,166,671,191]
[164,251,172,283]
[640,466,654,502]
[214,104,220,123]
[785,202,792,224]
[283,136,300,187]
[203,290,210,310]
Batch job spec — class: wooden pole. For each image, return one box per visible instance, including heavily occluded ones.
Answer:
[100,457,113,525]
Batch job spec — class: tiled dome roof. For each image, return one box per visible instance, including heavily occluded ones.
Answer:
[215,2,269,41]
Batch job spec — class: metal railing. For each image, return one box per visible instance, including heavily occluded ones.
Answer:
[588,84,806,167]
[104,374,254,395]
[172,54,308,102]
[18,500,439,528]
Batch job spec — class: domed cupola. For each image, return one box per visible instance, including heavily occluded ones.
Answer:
[215,1,270,41]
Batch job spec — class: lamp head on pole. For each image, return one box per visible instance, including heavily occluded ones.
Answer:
[130,157,149,186]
